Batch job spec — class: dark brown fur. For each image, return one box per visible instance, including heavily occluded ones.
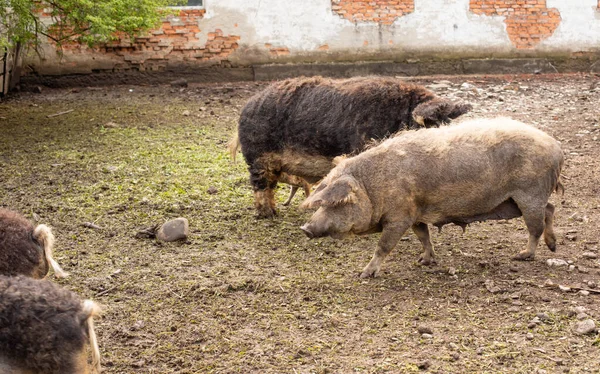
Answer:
[0,208,48,278]
[237,75,471,217]
[0,275,101,374]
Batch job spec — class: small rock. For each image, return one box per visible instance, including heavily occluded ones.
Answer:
[546,258,569,267]
[170,78,188,87]
[131,320,145,331]
[526,332,534,340]
[417,326,433,335]
[579,290,590,296]
[576,312,589,320]
[578,266,590,274]
[559,285,571,292]
[568,265,576,272]
[156,218,189,242]
[199,107,207,111]
[104,121,119,128]
[536,312,550,322]
[417,360,431,370]
[182,110,191,116]
[582,252,598,259]
[485,279,504,293]
[572,319,596,335]
[509,265,519,272]
[565,234,577,241]
[207,186,218,195]
[421,333,433,339]
[574,306,587,314]
[528,317,541,329]
[32,86,43,94]
[448,267,457,276]
[587,280,597,288]
[461,82,475,90]
[448,342,459,350]
[476,347,484,355]
[450,352,460,362]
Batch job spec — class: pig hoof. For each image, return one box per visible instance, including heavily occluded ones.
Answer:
[512,251,535,261]
[256,207,277,219]
[360,271,376,278]
[547,243,556,252]
[360,268,379,278]
[418,257,437,266]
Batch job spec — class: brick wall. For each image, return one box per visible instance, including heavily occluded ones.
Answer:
[331,0,414,25]
[48,9,240,71]
[470,0,561,49]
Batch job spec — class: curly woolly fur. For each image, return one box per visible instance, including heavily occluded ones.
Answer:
[0,208,68,278]
[236,75,472,217]
[0,275,102,374]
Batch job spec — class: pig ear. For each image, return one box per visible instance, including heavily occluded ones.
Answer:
[301,176,358,209]
[413,99,472,125]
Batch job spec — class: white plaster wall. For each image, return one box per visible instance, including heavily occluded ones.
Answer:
[203,0,599,55]
[24,0,600,75]
[542,0,600,50]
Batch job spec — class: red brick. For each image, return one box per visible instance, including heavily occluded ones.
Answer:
[470,0,560,49]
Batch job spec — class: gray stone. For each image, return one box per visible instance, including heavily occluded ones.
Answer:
[546,258,569,267]
[421,333,433,339]
[582,252,598,259]
[573,319,596,335]
[536,312,550,322]
[156,218,189,242]
[417,325,433,335]
[170,78,188,87]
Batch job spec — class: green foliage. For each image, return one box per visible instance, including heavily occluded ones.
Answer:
[0,0,185,50]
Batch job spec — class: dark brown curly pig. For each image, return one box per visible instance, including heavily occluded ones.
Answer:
[0,208,68,278]
[0,275,101,374]
[236,76,472,218]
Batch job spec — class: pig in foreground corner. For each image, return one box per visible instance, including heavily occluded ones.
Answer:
[0,275,102,374]
[237,76,472,218]
[301,118,564,278]
[0,208,68,278]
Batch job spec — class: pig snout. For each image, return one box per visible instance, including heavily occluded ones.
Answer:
[301,223,329,239]
[300,224,314,239]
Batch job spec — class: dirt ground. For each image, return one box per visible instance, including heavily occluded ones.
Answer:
[1,73,599,374]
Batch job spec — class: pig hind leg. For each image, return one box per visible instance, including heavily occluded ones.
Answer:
[282,186,299,206]
[543,203,557,252]
[361,221,412,278]
[512,197,547,261]
[413,223,437,266]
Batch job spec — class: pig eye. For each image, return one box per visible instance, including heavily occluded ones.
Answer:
[314,183,327,193]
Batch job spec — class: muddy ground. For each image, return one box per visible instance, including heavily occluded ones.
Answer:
[1,73,599,373]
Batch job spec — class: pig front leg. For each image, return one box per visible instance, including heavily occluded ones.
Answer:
[249,162,279,218]
[361,222,411,278]
[412,222,437,266]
